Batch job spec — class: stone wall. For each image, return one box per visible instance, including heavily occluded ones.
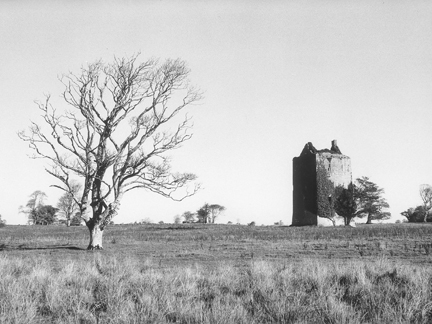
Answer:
[292,140,352,226]
[292,153,318,226]
[317,153,352,187]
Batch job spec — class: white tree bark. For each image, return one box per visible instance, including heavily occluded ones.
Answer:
[87,225,104,250]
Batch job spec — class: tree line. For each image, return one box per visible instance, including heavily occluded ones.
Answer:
[20,189,82,226]
[400,184,432,223]
[175,203,226,224]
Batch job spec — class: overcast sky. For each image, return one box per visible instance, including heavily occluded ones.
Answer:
[1,0,431,225]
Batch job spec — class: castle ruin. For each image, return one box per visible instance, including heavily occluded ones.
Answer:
[292,140,352,226]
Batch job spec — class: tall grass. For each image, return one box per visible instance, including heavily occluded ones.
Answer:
[0,254,431,323]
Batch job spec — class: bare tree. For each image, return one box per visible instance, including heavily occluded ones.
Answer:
[57,182,81,226]
[419,184,432,222]
[19,55,202,249]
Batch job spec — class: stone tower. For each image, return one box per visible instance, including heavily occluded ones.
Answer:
[292,140,352,226]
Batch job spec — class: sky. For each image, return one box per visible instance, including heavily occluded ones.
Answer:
[1,0,431,225]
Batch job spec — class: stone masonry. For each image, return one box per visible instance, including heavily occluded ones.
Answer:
[292,140,352,226]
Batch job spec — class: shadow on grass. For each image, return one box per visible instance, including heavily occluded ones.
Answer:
[0,244,85,251]
[154,226,201,231]
[130,225,202,231]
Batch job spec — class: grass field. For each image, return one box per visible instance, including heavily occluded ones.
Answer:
[1,223,432,323]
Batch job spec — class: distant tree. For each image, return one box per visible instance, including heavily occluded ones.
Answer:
[20,190,47,225]
[70,212,83,226]
[197,203,210,223]
[34,205,58,225]
[354,177,391,224]
[182,211,196,223]
[195,203,225,223]
[419,184,432,222]
[401,205,432,223]
[20,191,59,225]
[208,204,226,223]
[173,214,182,224]
[57,182,81,227]
[401,207,416,222]
[334,184,357,226]
[248,221,256,226]
[140,217,153,224]
[158,221,164,224]
[18,55,201,250]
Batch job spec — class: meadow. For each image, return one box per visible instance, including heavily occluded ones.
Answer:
[1,223,432,323]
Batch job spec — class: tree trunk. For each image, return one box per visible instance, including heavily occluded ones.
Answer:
[326,216,335,226]
[366,213,372,224]
[87,223,104,250]
[86,198,121,250]
[66,219,71,227]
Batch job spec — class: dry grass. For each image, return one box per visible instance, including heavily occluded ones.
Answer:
[0,255,431,323]
[2,223,432,268]
[1,223,432,323]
